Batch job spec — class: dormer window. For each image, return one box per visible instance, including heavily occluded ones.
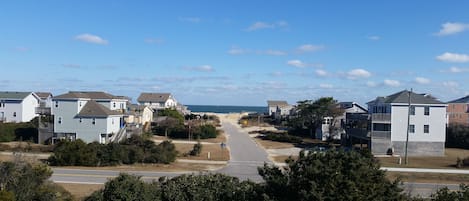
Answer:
[113,102,116,108]
[92,118,96,125]
[55,101,59,108]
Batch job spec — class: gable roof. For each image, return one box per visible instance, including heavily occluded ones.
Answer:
[0,91,35,100]
[339,102,368,112]
[267,100,289,107]
[368,90,444,105]
[35,92,53,100]
[137,93,171,103]
[54,91,119,100]
[76,101,122,118]
[448,95,469,104]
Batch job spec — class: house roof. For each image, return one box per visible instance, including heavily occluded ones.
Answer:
[267,100,289,107]
[54,91,120,100]
[35,92,52,100]
[127,104,152,115]
[0,91,34,100]
[137,93,171,103]
[367,90,444,105]
[339,102,368,112]
[448,95,469,104]
[76,101,122,118]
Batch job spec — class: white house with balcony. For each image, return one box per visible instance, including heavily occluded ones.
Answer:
[52,91,127,144]
[367,90,447,156]
[0,91,40,123]
[137,93,178,110]
[317,102,368,141]
[267,100,293,118]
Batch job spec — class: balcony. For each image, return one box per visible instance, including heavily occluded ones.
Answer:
[371,131,391,139]
[35,107,51,115]
[371,113,391,122]
[345,128,370,139]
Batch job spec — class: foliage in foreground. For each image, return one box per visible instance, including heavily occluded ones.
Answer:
[85,173,265,201]
[0,160,73,201]
[48,135,177,166]
[430,184,469,201]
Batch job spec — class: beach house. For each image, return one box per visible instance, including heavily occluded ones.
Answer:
[447,95,469,126]
[367,90,447,156]
[137,93,178,110]
[52,91,127,143]
[267,100,293,118]
[0,91,40,123]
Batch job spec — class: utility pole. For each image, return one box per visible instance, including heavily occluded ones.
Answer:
[404,88,412,165]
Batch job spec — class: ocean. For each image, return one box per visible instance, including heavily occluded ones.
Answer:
[187,105,267,114]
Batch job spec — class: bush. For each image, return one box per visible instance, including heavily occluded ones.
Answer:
[189,142,202,156]
[262,133,303,144]
[192,125,218,139]
[0,122,37,142]
[456,157,469,169]
[48,135,178,166]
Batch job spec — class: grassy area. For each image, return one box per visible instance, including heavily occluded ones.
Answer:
[271,155,299,163]
[378,148,469,169]
[152,131,227,144]
[386,172,469,184]
[57,183,103,201]
[253,137,295,149]
[175,143,229,161]
[0,141,53,152]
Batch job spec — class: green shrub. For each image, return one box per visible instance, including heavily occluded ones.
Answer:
[192,125,218,139]
[262,133,303,143]
[189,142,202,156]
[48,135,178,166]
[446,124,469,149]
[0,122,37,142]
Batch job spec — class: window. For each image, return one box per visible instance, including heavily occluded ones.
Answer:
[424,106,430,116]
[409,124,415,133]
[373,123,391,131]
[13,112,16,117]
[58,117,62,124]
[55,101,58,108]
[410,106,415,115]
[79,118,82,123]
[113,102,116,108]
[424,125,429,133]
[79,102,82,107]
[92,118,96,125]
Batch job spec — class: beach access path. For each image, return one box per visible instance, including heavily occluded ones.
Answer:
[215,114,272,181]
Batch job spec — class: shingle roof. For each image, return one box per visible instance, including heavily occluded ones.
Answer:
[0,91,33,100]
[267,100,289,107]
[127,104,152,115]
[448,95,469,104]
[54,91,119,100]
[76,101,122,118]
[35,92,52,100]
[137,93,171,103]
[368,90,444,105]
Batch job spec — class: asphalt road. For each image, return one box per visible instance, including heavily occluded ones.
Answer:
[215,120,272,181]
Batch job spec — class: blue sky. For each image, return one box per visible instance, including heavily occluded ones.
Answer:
[1,1,469,106]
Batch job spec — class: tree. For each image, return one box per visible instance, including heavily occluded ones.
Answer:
[430,184,469,201]
[158,109,184,124]
[446,124,469,149]
[288,97,344,138]
[0,160,73,201]
[258,149,405,201]
[158,117,183,138]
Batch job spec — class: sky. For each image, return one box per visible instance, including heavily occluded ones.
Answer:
[1,1,469,106]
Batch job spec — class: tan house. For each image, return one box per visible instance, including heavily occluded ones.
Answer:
[447,95,469,126]
[125,104,153,125]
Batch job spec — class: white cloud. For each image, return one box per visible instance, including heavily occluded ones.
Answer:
[74,33,108,45]
[245,21,288,31]
[443,81,459,87]
[287,60,306,68]
[319,83,333,89]
[449,66,469,73]
[383,79,400,87]
[315,69,328,77]
[228,47,247,55]
[436,52,469,63]
[415,77,430,84]
[184,65,214,72]
[366,81,378,87]
[263,49,287,56]
[347,68,371,79]
[144,38,164,44]
[179,17,201,23]
[435,22,469,36]
[368,36,380,41]
[296,44,324,53]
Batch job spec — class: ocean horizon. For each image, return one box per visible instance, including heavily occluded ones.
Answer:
[187,105,267,114]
